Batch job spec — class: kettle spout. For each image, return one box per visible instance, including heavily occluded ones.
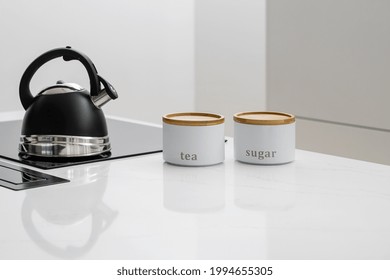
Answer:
[92,76,118,108]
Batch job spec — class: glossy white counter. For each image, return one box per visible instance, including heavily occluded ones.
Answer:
[0,113,390,260]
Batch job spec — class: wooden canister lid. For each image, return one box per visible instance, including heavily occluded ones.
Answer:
[233,111,295,125]
[163,112,224,126]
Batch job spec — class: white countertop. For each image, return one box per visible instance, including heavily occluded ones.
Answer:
[1,113,390,260]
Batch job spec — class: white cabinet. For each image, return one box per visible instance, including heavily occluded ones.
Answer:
[267,0,390,164]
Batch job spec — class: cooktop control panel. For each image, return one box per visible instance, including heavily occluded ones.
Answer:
[0,161,69,191]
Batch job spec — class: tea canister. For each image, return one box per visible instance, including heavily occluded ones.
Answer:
[163,112,225,166]
[233,111,295,164]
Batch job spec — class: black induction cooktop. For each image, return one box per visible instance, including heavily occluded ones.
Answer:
[0,118,162,169]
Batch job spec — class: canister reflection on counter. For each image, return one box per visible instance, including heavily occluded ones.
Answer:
[233,161,296,212]
[21,163,117,259]
[163,163,225,213]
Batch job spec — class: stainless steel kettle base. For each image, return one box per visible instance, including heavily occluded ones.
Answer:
[19,135,111,158]
[0,118,162,169]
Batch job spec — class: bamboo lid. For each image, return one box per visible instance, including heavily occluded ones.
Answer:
[163,112,224,126]
[233,111,295,125]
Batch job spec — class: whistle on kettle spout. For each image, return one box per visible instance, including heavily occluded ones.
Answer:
[92,76,118,108]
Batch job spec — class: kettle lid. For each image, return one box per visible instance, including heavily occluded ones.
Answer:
[38,80,84,96]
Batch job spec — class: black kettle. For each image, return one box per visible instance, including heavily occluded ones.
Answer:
[19,46,118,158]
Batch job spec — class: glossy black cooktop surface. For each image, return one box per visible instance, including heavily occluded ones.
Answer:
[0,118,162,169]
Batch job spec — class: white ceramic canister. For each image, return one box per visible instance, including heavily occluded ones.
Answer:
[163,112,225,166]
[234,111,295,164]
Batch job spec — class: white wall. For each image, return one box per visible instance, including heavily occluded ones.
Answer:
[0,0,194,124]
[194,0,266,136]
[267,0,390,165]
[1,0,267,134]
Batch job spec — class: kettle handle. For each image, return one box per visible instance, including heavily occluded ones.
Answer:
[19,46,101,110]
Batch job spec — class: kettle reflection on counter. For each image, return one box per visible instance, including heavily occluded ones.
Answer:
[21,163,117,259]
